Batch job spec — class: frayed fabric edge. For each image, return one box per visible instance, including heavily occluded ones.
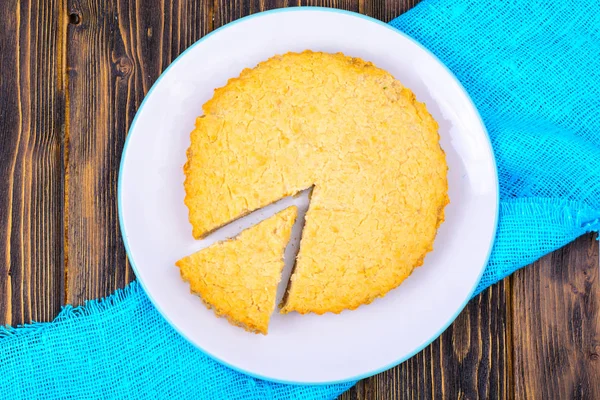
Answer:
[0,281,142,341]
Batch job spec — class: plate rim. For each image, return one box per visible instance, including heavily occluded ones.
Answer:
[117,6,500,385]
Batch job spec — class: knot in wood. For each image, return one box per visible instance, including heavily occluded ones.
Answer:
[69,12,81,25]
[115,56,133,77]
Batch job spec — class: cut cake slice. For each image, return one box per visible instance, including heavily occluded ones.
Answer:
[176,206,297,334]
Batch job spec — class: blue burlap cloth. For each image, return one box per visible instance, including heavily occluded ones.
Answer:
[1,1,599,398]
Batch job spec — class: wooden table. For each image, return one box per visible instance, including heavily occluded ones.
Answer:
[1,1,598,398]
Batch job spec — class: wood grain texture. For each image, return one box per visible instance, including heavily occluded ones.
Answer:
[0,0,66,325]
[513,233,600,400]
[360,0,419,21]
[65,0,213,303]
[214,0,358,29]
[298,0,358,10]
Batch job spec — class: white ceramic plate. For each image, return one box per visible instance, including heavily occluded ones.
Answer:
[118,7,498,384]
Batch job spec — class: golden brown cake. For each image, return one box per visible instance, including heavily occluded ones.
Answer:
[184,51,448,315]
[176,206,297,334]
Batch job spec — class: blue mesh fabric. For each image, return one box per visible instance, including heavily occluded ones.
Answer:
[1,1,599,398]
[389,0,600,293]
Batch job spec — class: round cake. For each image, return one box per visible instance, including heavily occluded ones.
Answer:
[184,51,449,315]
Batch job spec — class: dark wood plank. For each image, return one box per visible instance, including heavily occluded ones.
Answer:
[360,0,419,21]
[215,0,358,29]
[298,0,358,10]
[65,0,213,303]
[215,0,272,28]
[513,233,600,400]
[0,0,65,325]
